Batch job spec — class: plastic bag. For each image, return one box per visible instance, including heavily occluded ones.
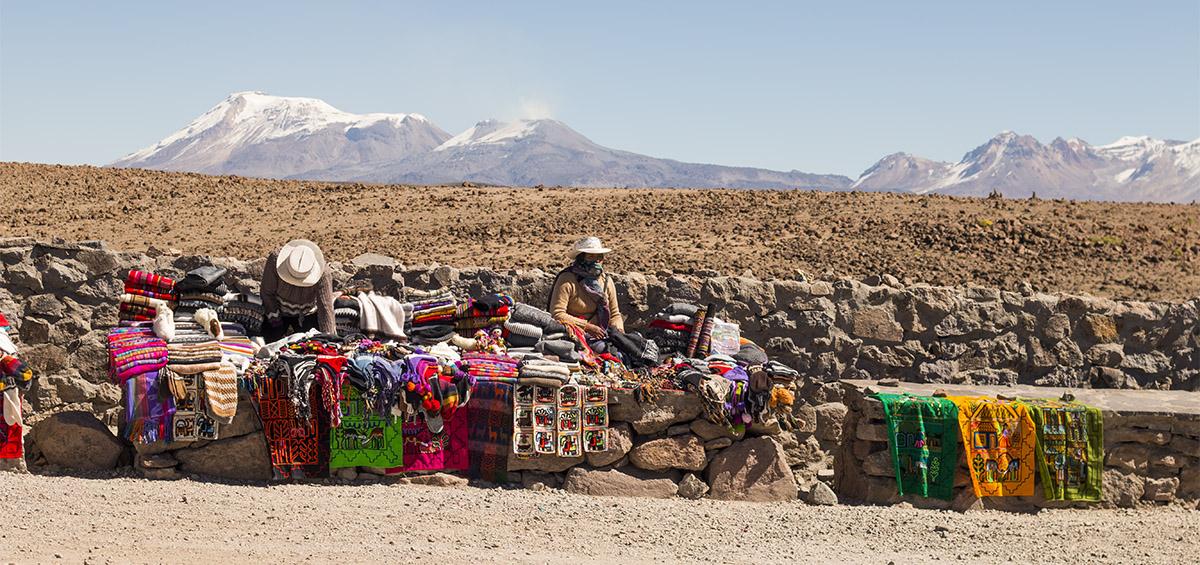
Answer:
[709,319,741,356]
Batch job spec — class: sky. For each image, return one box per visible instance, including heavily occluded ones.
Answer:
[1,1,1197,177]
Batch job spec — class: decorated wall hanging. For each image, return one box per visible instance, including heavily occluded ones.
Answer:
[1021,398,1104,501]
[948,396,1036,497]
[329,383,404,469]
[876,392,960,501]
[513,383,608,458]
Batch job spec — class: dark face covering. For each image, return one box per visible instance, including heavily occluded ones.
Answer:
[568,255,609,329]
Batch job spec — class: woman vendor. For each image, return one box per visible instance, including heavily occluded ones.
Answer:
[261,239,337,342]
[549,236,626,353]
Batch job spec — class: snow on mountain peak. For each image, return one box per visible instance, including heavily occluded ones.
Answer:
[116,92,428,163]
[435,119,549,151]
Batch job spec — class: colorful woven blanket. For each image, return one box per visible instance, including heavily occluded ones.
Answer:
[1021,398,1104,501]
[329,384,404,469]
[389,411,467,473]
[254,358,330,479]
[123,369,175,444]
[467,381,513,483]
[949,396,1036,497]
[876,393,960,500]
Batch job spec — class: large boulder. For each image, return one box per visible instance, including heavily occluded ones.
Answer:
[609,389,703,435]
[851,307,903,343]
[31,410,125,470]
[562,468,678,499]
[706,437,798,502]
[629,435,706,471]
[585,423,632,468]
[173,432,272,481]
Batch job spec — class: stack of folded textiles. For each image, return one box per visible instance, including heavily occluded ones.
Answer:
[222,293,264,336]
[508,302,569,341]
[167,323,223,368]
[333,294,361,336]
[407,289,457,344]
[107,324,168,383]
[502,319,542,349]
[217,322,257,372]
[175,266,228,315]
[455,293,512,332]
[518,357,574,383]
[647,302,698,355]
[460,352,519,383]
[121,271,176,322]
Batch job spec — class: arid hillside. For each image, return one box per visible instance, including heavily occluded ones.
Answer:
[2,162,1197,300]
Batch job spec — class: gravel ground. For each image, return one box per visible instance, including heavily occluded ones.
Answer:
[3,163,1199,300]
[1,473,1196,564]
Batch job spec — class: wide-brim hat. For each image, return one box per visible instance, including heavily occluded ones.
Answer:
[570,236,611,259]
[276,239,326,287]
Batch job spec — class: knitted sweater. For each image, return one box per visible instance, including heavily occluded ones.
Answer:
[260,250,336,334]
[548,272,625,332]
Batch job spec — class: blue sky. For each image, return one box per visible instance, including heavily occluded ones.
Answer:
[1,1,1197,176]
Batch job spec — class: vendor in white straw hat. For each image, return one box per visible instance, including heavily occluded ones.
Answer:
[260,239,336,342]
[548,236,626,343]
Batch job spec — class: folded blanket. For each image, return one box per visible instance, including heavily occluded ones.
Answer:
[509,303,557,328]
[356,292,407,339]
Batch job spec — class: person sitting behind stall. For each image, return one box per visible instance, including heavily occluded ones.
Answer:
[549,237,625,348]
[261,239,336,342]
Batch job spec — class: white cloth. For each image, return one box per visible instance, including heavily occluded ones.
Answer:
[356,292,407,339]
[0,330,16,356]
[2,388,22,426]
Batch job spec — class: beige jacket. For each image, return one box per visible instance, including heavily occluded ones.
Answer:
[549,271,625,332]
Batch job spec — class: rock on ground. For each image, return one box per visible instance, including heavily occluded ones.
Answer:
[30,410,125,471]
[706,437,797,502]
[562,468,679,499]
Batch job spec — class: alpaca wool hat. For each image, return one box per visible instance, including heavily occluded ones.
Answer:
[276,239,326,287]
[569,236,611,259]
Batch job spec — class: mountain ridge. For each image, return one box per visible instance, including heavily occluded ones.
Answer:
[112,91,1199,200]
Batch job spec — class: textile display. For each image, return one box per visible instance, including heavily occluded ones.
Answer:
[1022,398,1104,501]
[948,396,1036,497]
[329,383,404,469]
[123,369,175,444]
[254,359,331,479]
[513,383,607,458]
[876,393,960,501]
[390,410,467,473]
[467,380,514,482]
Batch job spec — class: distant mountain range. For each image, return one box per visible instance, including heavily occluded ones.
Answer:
[112,92,1200,201]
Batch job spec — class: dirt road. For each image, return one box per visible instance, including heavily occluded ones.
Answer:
[1,473,1195,564]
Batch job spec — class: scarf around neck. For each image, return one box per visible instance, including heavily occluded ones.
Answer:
[566,257,609,329]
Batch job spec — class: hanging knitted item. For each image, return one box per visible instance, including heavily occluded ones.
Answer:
[876,392,960,501]
[0,389,22,459]
[1021,398,1104,502]
[948,396,1037,497]
[315,355,347,428]
[203,363,239,424]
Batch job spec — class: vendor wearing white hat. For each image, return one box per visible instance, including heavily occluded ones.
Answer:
[261,239,337,341]
[549,236,625,340]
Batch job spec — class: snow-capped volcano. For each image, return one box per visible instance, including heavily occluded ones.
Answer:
[111,91,451,178]
[852,131,1200,202]
[111,93,851,189]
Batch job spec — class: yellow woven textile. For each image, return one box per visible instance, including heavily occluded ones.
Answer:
[949,396,1036,497]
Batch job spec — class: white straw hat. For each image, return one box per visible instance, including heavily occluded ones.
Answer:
[569,236,611,259]
[276,239,326,287]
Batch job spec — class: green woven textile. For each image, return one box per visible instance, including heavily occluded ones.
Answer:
[876,393,960,501]
[1021,398,1104,501]
[329,384,404,469]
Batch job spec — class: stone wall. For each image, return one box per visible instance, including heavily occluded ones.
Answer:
[3,238,1196,429]
[836,380,1200,509]
[3,238,1198,504]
